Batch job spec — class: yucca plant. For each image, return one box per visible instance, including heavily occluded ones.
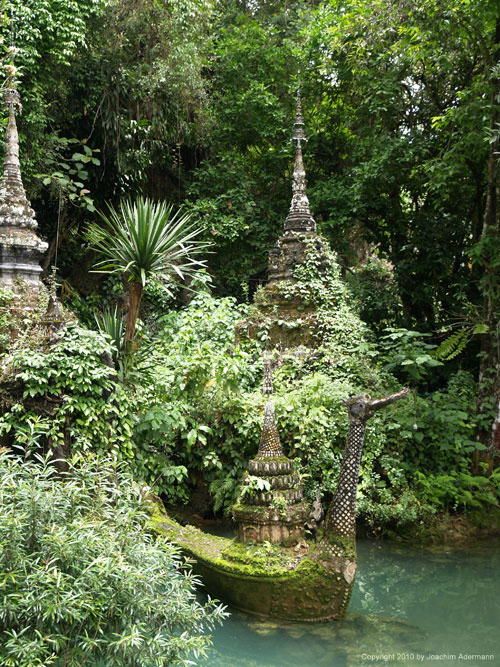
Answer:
[94,304,125,359]
[91,197,210,345]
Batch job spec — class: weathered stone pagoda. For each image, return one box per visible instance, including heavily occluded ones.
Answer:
[244,93,330,348]
[0,86,47,291]
[150,93,412,621]
[267,93,317,284]
[232,356,308,544]
[232,94,330,542]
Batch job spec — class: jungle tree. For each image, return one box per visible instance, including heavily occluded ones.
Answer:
[92,197,210,345]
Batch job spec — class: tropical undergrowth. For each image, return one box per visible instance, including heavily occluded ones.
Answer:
[1,244,497,535]
[0,446,226,667]
[138,244,497,530]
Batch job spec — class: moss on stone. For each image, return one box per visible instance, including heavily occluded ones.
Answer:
[148,497,355,621]
[231,503,269,520]
[316,530,357,561]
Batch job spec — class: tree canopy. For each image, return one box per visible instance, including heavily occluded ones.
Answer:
[2,0,500,514]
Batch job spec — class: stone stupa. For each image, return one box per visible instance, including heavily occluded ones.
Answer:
[267,92,318,285]
[242,91,330,349]
[0,83,47,291]
[232,356,308,544]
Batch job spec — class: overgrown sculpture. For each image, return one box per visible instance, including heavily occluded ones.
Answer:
[232,356,308,544]
[241,91,330,348]
[150,95,411,621]
[152,380,410,621]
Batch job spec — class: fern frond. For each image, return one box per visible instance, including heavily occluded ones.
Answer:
[209,477,238,514]
[434,328,470,361]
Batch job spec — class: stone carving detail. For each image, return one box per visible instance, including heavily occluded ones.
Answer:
[323,388,410,539]
[266,93,322,288]
[0,86,48,290]
[284,93,315,234]
[257,358,282,457]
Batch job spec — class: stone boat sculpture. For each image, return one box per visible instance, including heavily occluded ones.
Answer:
[151,378,409,622]
[151,93,410,620]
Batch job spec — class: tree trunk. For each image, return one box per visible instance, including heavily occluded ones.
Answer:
[475,15,500,468]
[41,212,78,273]
[50,414,72,476]
[123,280,143,347]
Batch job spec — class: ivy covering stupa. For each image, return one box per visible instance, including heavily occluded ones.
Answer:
[242,91,331,349]
[151,92,410,621]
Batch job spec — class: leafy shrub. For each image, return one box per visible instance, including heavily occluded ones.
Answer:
[346,256,403,332]
[0,325,134,458]
[377,327,443,385]
[385,371,482,474]
[0,447,226,666]
[94,304,125,359]
[129,293,260,504]
[414,468,500,513]
[0,286,14,351]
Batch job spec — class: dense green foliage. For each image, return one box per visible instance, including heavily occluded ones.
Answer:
[1,0,499,550]
[2,241,496,532]
[0,325,133,456]
[3,0,498,311]
[4,3,500,659]
[0,448,225,666]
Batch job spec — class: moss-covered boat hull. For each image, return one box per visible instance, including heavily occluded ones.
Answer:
[150,512,356,622]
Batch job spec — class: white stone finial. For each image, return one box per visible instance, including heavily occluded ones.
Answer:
[284,89,316,233]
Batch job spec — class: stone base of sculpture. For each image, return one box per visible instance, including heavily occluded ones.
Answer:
[150,505,356,622]
[0,228,47,291]
[232,454,308,544]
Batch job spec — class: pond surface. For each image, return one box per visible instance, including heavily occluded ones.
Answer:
[199,539,500,667]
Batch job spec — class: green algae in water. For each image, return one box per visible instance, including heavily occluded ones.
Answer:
[199,539,500,667]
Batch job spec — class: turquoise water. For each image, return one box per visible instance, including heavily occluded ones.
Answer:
[200,539,500,667]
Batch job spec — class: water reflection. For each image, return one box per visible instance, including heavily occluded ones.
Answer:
[200,539,500,667]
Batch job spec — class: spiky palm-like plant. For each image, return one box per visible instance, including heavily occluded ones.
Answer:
[94,305,125,359]
[92,197,209,345]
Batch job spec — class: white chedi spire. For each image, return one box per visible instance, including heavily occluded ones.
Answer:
[284,91,316,233]
[0,84,48,290]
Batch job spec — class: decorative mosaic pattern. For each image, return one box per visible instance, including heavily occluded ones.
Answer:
[257,401,283,458]
[248,459,294,475]
[326,418,365,537]
[262,356,274,395]
[324,389,410,541]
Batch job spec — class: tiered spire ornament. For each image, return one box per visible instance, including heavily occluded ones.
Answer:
[255,357,283,458]
[284,91,316,233]
[1,89,26,201]
[0,79,48,290]
[233,355,308,543]
[266,88,320,286]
